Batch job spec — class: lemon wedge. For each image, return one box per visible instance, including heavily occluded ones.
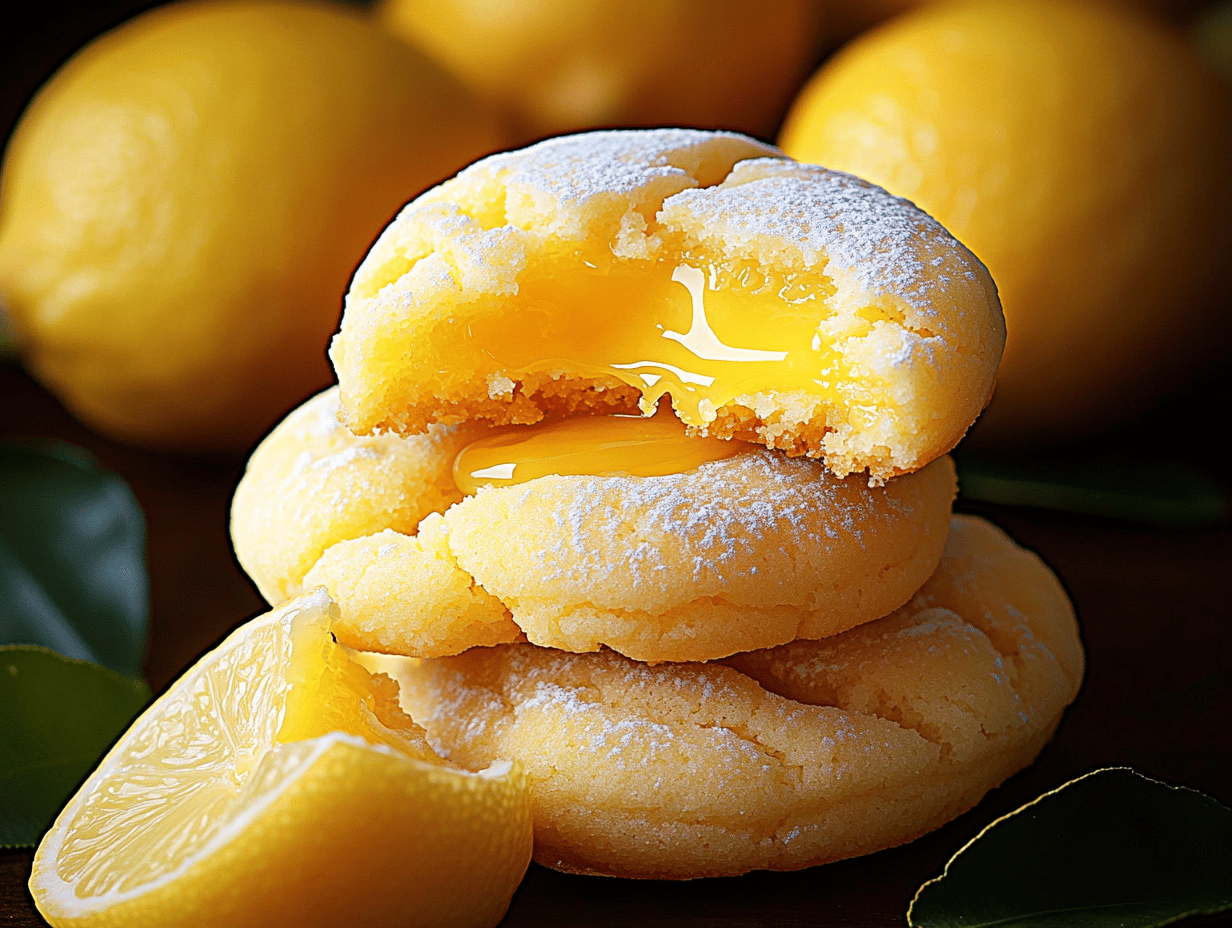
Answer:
[29,590,532,928]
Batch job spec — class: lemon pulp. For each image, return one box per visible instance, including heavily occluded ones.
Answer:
[51,597,425,897]
[453,406,751,493]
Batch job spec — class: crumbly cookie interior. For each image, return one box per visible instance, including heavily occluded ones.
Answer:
[332,130,1003,481]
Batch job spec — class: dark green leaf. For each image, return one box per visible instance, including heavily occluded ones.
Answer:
[0,646,150,848]
[956,453,1229,527]
[0,439,149,676]
[908,768,1232,928]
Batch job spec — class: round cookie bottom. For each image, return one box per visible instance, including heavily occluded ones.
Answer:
[536,723,1060,879]
[394,516,1084,879]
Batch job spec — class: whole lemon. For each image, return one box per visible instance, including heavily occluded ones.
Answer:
[376,0,823,142]
[780,0,1232,446]
[0,0,505,453]
[822,0,1215,51]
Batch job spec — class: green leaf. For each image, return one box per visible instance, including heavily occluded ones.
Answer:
[955,453,1230,527]
[0,646,150,848]
[0,439,149,676]
[908,768,1232,928]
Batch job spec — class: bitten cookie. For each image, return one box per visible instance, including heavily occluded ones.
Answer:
[394,515,1084,879]
[330,128,1004,481]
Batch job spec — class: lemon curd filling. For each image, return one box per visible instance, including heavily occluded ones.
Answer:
[443,251,874,427]
[453,407,750,494]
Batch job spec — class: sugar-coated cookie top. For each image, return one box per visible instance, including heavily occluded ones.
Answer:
[661,158,971,310]
[439,129,779,234]
[332,128,1004,481]
[234,385,956,662]
[231,387,481,605]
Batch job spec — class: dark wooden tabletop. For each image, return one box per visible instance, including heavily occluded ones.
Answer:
[4,358,1232,927]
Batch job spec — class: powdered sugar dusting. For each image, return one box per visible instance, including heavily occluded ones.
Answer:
[438,452,954,660]
[485,129,782,212]
[299,388,345,441]
[518,681,678,768]
[305,444,383,478]
[334,128,1002,482]
[659,159,982,311]
[534,450,875,590]
[462,648,797,778]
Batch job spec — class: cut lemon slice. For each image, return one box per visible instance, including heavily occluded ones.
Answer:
[30,589,532,928]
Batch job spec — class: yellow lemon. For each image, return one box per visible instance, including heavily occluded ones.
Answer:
[0,0,505,453]
[376,0,822,142]
[29,589,533,928]
[823,0,1216,54]
[780,0,1232,445]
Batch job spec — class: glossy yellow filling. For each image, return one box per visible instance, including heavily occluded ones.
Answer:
[446,251,871,426]
[453,407,750,494]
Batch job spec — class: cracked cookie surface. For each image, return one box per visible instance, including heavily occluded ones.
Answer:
[233,389,957,661]
[230,387,486,605]
[392,515,1083,878]
[311,451,955,661]
[330,128,1004,481]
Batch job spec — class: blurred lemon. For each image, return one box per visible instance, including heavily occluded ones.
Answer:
[823,0,1216,52]
[0,0,505,453]
[781,0,1232,445]
[30,590,533,928]
[376,0,823,142]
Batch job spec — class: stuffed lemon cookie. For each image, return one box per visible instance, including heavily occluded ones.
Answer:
[330,128,1004,483]
[232,387,956,662]
[394,516,1084,879]
[231,387,483,605]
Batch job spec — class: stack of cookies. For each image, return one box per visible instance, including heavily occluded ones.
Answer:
[232,129,1084,879]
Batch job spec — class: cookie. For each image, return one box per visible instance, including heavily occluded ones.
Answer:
[393,515,1084,878]
[236,389,956,660]
[330,128,1004,481]
[230,387,482,605]
[316,450,954,662]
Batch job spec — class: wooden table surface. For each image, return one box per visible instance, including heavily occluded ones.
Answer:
[4,359,1232,927]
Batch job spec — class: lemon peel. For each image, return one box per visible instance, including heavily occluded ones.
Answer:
[0,0,505,452]
[780,0,1232,444]
[29,590,533,928]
